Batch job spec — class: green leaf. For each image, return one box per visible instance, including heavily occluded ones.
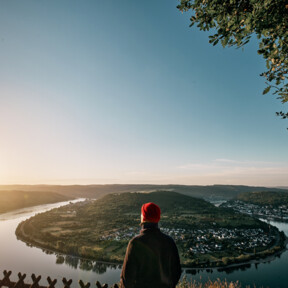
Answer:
[263,86,271,95]
[178,0,288,129]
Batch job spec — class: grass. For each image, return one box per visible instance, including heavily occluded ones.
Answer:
[177,278,249,288]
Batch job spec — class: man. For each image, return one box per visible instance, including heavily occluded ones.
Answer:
[120,202,182,288]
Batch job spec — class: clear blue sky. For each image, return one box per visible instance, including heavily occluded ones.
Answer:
[0,0,287,186]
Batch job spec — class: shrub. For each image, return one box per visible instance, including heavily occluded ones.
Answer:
[177,278,242,288]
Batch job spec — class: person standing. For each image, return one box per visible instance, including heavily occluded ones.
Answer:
[120,202,182,288]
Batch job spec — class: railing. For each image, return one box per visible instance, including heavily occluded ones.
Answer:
[0,271,119,288]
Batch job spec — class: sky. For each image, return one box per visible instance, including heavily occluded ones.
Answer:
[0,0,287,187]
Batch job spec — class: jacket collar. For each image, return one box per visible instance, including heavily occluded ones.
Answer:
[141,222,159,230]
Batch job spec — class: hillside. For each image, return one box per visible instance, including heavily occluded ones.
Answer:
[2,184,288,200]
[16,191,279,267]
[236,191,288,206]
[0,190,73,214]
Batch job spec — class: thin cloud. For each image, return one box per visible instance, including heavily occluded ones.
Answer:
[215,158,280,166]
[177,159,288,176]
[177,163,218,170]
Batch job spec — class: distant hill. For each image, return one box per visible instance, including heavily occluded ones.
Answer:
[236,191,288,206]
[1,184,287,200]
[0,190,73,214]
[275,186,288,190]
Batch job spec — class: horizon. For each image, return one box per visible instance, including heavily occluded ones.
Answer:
[0,183,288,189]
[1,0,288,187]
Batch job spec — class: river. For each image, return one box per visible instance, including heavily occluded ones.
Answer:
[0,200,287,288]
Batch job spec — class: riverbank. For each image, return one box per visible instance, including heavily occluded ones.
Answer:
[182,229,288,269]
[16,215,288,270]
[186,236,288,272]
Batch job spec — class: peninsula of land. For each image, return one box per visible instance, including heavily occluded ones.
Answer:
[15,191,287,268]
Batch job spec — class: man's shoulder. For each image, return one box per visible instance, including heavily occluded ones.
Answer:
[128,233,145,246]
[129,228,176,246]
[159,230,177,243]
[130,234,142,242]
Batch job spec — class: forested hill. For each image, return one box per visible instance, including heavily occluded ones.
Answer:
[236,191,288,206]
[1,184,287,200]
[0,190,73,214]
[79,191,264,230]
[88,190,216,217]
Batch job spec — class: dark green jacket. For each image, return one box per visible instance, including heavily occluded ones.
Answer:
[120,223,182,288]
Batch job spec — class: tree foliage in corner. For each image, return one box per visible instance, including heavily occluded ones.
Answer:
[177,0,288,124]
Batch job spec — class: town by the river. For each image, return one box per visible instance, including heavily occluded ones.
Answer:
[0,200,288,288]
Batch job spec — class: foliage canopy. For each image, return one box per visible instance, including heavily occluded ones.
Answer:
[236,190,288,206]
[177,0,288,122]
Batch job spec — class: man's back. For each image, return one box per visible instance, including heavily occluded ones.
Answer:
[120,223,181,288]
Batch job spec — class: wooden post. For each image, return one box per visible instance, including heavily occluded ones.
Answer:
[1,270,117,288]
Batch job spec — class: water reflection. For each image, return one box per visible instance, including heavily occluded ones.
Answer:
[79,260,93,271]
[93,262,107,274]
[64,255,79,269]
[185,263,256,276]
[54,253,122,275]
[56,255,65,264]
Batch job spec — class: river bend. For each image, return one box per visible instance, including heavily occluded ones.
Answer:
[0,201,287,288]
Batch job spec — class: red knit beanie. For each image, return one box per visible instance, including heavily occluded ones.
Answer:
[141,202,161,223]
